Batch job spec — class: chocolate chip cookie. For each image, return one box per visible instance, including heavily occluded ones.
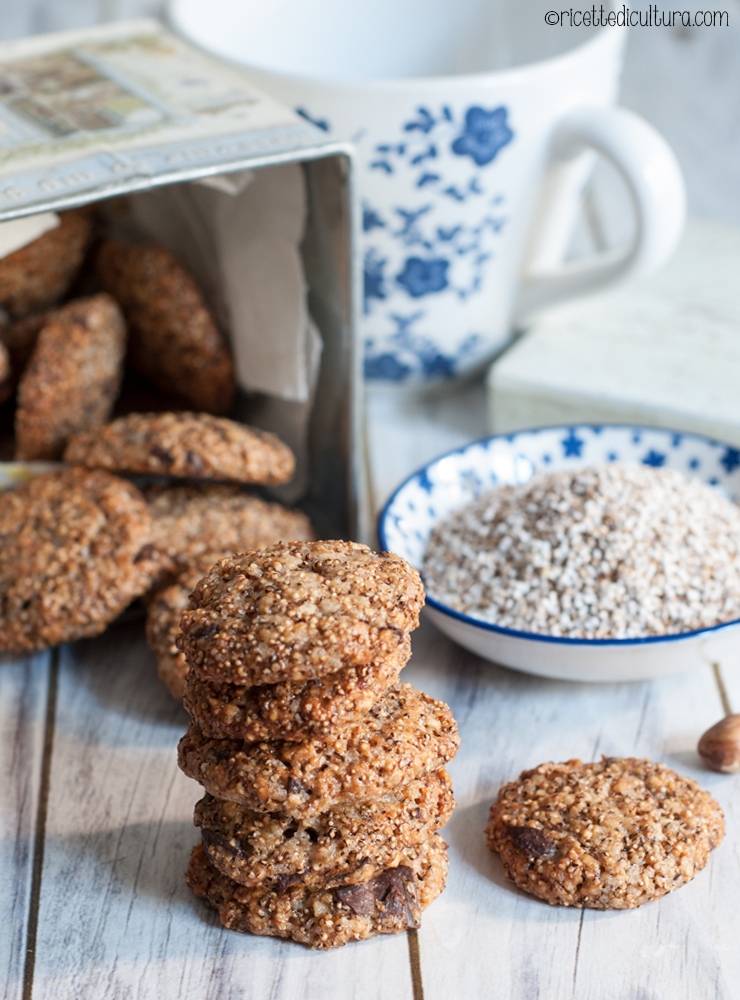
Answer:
[486,756,725,909]
[0,312,47,385]
[178,540,425,687]
[186,834,449,949]
[15,294,126,460]
[178,684,460,819]
[64,411,295,484]
[145,565,206,700]
[0,209,94,318]
[0,467,160,653]
[145,483,313,573]
[183,648,409,743]
[96,240,235,414]
[196,769,453,891]
[0,339,11,405]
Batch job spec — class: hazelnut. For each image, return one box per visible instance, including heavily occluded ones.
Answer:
[698,714,740,773]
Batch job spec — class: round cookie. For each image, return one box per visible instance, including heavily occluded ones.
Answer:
[186,834,449,949]
[178,540,425,686]
[145,483,314,572]
[178,683,460,819]
[64,412,294,485]
[0,468,161,653]
[196,770,454,891]
[146,566,205,701]
[15,294,126,460]
[0,339,11,405]
[182,647,409,743]
[0,312,47,385]
[0,208,94,318]
[486,756,725,910]
[95,240,235,415]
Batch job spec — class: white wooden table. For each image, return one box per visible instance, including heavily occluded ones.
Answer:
[3,4,740,998]
[2,383,739,1000]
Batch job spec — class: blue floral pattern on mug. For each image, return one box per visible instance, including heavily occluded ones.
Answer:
[363,103,513,381]
[298,101,515,382]
[451,107,514,166]
[396,257,450,298]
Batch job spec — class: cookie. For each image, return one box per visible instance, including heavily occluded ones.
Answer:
[146,566,205,700]
[145,483,314,572]
[96,240,235,414]
[0,339,11,405]
[196,769,453,891]
[0,208,94,318]
[0,312,47,384]
[182,648,409,743]
[0,468,160,653]
[64,412,295,485]
[15,294,126,460]
[186,834,449,949]
[178,683,460,819]
[178,540,425,687]
[486,756,725,910]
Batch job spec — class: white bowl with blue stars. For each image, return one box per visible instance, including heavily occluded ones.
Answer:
[378,424,740,682]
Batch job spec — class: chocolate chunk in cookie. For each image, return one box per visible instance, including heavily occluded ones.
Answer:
[178,540,424,687]
[185,834,449,949]
[178,683,460,818]
[64,411,294,485]
[96,240,235,414]
[15,294,126,460]
[486,756,725,909]
[0,467,161,653]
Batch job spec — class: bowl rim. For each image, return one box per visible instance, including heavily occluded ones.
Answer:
[376,421,740,648]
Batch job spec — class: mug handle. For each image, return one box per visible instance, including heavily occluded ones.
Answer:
[514,106,686,321]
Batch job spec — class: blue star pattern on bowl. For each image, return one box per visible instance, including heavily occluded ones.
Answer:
[377,424,740,683]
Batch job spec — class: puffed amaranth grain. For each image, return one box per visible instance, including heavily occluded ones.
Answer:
[178,540,425,686]
[196,769,453,891]
[96,240,235,414]
[64,411,295,484]
[182,646,409,743]
[0,468,161,653]
[15,294,126,460]
[0,209,94,318]
[178,683,460,818]
[486,756,725,909]
[145,483,314,572]
[186,835,449,949]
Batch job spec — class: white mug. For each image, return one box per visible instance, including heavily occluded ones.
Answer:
[170,0,686,385]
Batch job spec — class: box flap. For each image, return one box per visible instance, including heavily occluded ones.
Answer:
[0,19,339,219]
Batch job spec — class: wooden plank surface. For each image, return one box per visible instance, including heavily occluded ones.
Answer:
[0,651,52,1000]
[403,626,739,1000]
[29,621,416,1000]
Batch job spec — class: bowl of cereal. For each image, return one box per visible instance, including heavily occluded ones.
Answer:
[378,424,740,682]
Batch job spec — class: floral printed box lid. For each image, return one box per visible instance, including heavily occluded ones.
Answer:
[0,19,345,219]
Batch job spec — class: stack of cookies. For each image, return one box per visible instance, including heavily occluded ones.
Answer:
[176,539,460,949]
